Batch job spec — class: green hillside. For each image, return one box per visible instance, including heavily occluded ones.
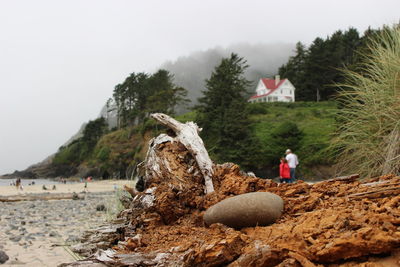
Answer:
[50,101,337,180]
[247,101,337,178]
[249,102,336,163]
[174,101,337,179]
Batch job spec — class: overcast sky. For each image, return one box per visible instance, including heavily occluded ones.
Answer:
[0,0,399,175]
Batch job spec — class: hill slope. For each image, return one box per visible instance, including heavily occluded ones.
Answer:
[3,102,337,180]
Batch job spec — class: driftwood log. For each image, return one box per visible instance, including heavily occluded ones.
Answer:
[147,113,214,194]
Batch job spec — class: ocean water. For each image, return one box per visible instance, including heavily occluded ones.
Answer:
[0,178,71,187]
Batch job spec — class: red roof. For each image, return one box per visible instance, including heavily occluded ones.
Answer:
[261,78,286,90]
[249,78,286,99]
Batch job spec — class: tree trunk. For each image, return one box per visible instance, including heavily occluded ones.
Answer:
[149,113,215,194]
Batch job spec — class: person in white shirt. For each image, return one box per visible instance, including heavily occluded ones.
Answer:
[285,149,299,182]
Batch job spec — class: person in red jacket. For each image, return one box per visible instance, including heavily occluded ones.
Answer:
[279,158,291,183]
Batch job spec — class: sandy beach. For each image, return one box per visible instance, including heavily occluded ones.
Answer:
[0,179,132,266]
[0,179,132,196]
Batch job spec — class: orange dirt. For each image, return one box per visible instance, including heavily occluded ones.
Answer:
[112,141,400,266]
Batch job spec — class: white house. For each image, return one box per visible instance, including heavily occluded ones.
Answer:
[248,75,295,103]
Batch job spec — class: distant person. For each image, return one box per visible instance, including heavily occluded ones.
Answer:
[279,158,291,183]
[52,185,57,190]
[42,185,48,190]
[285,149,299,182]
[15,178,21,190]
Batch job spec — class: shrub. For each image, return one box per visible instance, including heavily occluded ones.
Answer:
[96,147,111,162]
[246,103,268,115]
[266,121,303,165]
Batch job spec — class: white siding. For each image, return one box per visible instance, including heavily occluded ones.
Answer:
[249,78,296,103]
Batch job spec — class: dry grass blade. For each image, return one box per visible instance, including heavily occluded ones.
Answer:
[331,25,400,177]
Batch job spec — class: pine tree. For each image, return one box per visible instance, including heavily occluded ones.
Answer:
[112,70,188,128]
[279,28,361,101]
[279,42,308,100]
[197,53,260,168]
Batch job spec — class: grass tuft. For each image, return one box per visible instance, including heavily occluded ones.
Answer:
[331,25,400,177]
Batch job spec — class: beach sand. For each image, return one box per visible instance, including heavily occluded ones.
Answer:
[0,180,132,266]
[0,179,132,196]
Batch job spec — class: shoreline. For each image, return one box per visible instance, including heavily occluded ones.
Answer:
[0,179,132,197]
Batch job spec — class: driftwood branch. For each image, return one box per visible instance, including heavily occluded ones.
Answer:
[348,186,400,199]
[315,174,359,185]
[150,113,215,194]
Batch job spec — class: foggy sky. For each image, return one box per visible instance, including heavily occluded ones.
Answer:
[0,0,399,175]
[161,43,295,107]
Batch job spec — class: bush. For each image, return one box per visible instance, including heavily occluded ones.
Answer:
[246,103,268,115]
[266,121,303,165]
[96,147,111,162]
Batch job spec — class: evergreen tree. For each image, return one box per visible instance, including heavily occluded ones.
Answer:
[197,53,260,168]
[279,42,308,100]
[279,28,361,101]
[112,70,188,128]
[145,70,188,115]
[267,122,303,165]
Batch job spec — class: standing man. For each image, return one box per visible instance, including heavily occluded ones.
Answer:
[285,149,299,182]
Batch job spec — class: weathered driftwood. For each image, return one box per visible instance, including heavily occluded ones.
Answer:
[150,113,214,194]
[0,192,84,202]
[321,174,359,183]
[348,186,400,199]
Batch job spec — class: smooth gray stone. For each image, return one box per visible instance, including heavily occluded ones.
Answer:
[9,236,22,242]
[0,250,9,264]
[203,192,283,228]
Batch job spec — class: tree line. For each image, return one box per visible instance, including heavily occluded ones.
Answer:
[110,69,188,128]
[278,27,385,101]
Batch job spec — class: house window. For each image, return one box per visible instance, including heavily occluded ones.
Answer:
[290,90,292,95]
[281,90,282,94]
[273,96,278,101]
